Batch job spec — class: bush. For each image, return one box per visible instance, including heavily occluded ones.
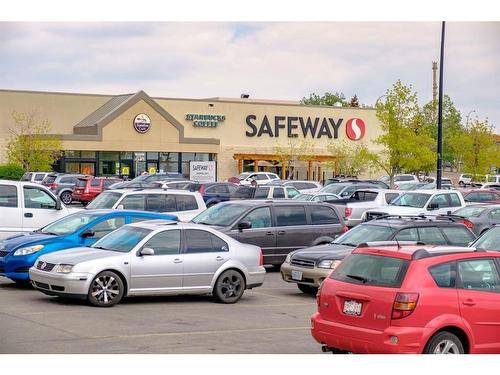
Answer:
[0,163,26,180]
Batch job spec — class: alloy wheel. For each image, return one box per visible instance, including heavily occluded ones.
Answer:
[433,339,460,354]
[218,274,242,299]
[90,275,120,305]
[61,192,72,204]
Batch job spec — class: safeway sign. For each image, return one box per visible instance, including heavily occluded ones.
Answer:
[190,161,216,182]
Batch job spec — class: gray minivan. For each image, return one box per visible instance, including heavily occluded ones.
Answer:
[192,200,347,265]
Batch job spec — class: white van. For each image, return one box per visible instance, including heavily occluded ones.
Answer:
[85,189,206,221]
[0,180,79,239]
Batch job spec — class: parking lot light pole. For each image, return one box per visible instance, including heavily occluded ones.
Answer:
[436,21,446,190]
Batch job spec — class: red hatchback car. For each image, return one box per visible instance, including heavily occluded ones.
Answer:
[311,242,500,354]
[72,177,122,205]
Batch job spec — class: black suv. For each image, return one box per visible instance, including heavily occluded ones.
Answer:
[281,215,477,294]
[192,200,347,265]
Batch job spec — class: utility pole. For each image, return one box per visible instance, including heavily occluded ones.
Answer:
[432,61,438,122]
[436,22,446,190]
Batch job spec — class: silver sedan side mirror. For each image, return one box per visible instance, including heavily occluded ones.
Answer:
[140,247,155,256]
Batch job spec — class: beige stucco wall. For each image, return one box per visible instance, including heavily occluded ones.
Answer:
[0,89,384,180]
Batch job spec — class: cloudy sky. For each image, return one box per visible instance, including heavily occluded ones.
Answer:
[1,22,499,131]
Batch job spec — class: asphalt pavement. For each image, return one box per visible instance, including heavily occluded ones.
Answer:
[0,269,322,354]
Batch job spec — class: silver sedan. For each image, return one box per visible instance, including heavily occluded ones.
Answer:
[29,220,266,307]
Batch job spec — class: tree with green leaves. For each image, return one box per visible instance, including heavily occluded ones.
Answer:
[6,111,62,171]
[365,80,436,187]
[421,94,464,164]
[327,141,372,177]
[460,119,499,177]
[301,91,348,107]
[273,138,314,179]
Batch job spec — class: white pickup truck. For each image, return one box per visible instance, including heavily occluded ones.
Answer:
[326,189,403,227]
[363,190,466,221]
[0,180,80,239]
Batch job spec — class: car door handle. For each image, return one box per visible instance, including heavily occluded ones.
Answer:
[215,256,225,261]
[24,213,33,218]
[173,258,183,264]
[462,299,476,306]
[266,231,274,236]
[277,231,286,235]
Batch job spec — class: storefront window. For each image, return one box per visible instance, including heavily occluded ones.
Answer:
[120,152,133,159]
[159,152,179,173]
[99,152,119,176]
[65,151,80,158]
[181,153,211,177]
[65,162,81,174]
[146,152,159,160]
[81,163,95,175]
[80,151,96,159]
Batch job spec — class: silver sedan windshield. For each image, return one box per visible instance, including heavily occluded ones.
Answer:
[92,226,152,252]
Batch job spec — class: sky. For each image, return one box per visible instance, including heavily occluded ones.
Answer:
[1,22,499,132]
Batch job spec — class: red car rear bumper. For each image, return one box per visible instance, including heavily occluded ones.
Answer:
[71,192,97,203]
[311,312,427,354]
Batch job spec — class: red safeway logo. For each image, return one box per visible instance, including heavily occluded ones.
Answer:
[345,118,366,141]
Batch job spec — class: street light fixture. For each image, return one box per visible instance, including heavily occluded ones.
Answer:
[466,109,476,129]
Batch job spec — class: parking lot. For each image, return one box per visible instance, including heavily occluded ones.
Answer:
[0,269,321,354]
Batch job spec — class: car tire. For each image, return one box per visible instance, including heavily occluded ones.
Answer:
[459,181,465,187]
[424,331,465,354]
[297,283,318,295]
[213,269,245,304]
[60,191,73,205]
[87,271,124,307]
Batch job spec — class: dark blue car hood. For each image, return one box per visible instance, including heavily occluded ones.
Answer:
[1,232,63,251]
[290,243,355,262]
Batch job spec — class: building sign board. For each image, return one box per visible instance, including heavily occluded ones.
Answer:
[190,161,216,182]
[245,115,366,140]
[133,114,151,133]
[186,114,225,128]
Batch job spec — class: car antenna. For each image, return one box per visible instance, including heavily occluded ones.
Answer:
[385,216,400,250]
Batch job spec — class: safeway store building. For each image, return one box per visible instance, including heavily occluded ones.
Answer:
[0,89,383,181]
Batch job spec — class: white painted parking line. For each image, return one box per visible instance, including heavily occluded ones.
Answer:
[92,326,311,340]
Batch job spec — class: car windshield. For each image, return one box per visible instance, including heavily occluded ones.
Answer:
[473,227,500,250]
[192,203,249,226]
[320,183,349,195]
[390,193,431,208]
[38,212,103,236]
[91,225,152,252]
[86,192,123,209]
[332,224,396,246]
[453,206,488,218]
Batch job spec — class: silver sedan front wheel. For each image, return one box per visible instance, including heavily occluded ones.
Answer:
[88,271,124,307]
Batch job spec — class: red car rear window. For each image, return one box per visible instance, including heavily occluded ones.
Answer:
[331,253,409,288]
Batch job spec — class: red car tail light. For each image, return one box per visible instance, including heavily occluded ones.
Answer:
[199,184,205,195]
[47,183,58,190]
[344,207,352,218]
[458,219,474,230]
[258,250,263,267]
[342,226,349,233]
[392,292,419,319]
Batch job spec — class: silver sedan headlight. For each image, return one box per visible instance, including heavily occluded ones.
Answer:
[55,264,74,274]
[317,260,342,270]
[13,244,44,256]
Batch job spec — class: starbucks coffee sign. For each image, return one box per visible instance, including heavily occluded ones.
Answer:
[133,113,151,133]
[186,113,225,128]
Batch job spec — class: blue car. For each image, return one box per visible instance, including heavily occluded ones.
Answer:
[0,210,177,283]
